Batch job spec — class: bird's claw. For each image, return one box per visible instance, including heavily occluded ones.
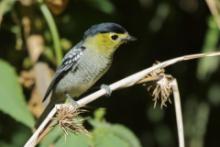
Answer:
[101,84,112,97]
[65,93,79,108]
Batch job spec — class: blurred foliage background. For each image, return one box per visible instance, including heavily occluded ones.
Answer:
[0,0,220,147]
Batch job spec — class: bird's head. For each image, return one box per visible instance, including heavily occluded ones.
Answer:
[83,22,136,55]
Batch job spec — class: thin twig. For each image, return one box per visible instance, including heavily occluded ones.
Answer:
[24,51,220,147]
[171,79,185,147]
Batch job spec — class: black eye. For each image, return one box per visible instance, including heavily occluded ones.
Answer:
[111,34,118,40]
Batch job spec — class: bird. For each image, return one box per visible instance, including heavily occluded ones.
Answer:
[35,22,136,127]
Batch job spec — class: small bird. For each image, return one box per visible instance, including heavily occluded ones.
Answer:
[36,22,136,127]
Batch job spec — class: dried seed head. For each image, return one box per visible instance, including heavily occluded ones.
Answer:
[140,63,174,108]
[148,74,173,108]
[54,105,88,137]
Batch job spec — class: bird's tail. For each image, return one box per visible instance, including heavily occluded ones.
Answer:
[35,94,64,129]
[35,99,56,128]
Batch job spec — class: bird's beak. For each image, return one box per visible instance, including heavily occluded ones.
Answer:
[127,35,137,41]
[122,35,137,42]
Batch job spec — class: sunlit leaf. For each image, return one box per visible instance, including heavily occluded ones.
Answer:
[0,60,34,128]
[0,0,16,24]
[27,35,45,63]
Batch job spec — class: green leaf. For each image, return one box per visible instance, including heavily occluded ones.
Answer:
[111,125,142,147]
[0,60,34,128]
[40,126,89,147]
[91,123,141,147]
[94,108,106,121]
[94,133,129,147]
[55,133,89,147]
[90,109,141,147]
[40,127,63,147]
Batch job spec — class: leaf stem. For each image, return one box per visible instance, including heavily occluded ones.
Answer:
[38,0,62,64]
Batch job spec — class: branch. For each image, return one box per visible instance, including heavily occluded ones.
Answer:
[24,51,220,147]
[171,79,185,147]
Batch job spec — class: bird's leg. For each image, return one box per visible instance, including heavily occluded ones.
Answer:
[101,84,112,97]
[65,93,79,108]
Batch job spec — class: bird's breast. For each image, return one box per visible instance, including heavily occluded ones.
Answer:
[55,51,112,97]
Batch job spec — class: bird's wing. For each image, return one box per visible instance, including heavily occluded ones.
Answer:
[42,45,85,102]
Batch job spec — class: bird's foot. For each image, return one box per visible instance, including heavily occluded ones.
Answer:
[65,93,79,108]
[101,84,112,97]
